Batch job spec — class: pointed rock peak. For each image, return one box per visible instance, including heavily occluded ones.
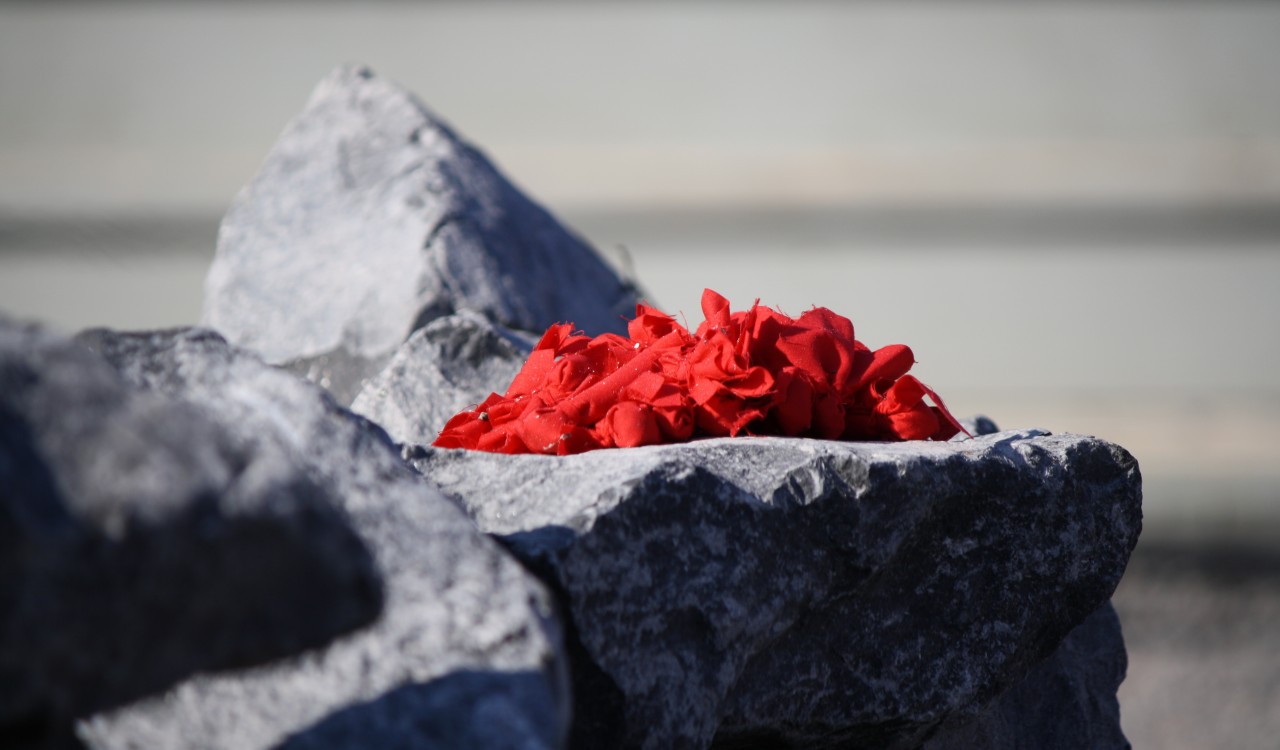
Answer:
[203,65,644,402]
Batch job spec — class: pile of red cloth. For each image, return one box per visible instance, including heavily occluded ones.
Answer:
[434,289,966,455]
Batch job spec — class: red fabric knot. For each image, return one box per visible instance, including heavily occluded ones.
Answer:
[433,289,969,454]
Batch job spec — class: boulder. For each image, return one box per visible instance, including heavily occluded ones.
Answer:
[408,431,1141,749]
[202,64,644,404]
[923,601,1130,750]
[350,311,534,447]
[73,328,570,750]
[0,319,381,741]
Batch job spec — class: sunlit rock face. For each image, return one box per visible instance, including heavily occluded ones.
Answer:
[350,311,535,447]
[68,328,570,750]
[202,64,643,405]
[0,319,380,741]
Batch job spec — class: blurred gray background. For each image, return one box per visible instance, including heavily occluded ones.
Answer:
[2,2,1278,746]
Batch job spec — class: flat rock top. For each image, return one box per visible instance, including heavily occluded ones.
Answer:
[414,429,1138,537]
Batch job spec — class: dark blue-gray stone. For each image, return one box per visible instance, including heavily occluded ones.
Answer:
[923,601,1131,750]
[409,431,1141,750]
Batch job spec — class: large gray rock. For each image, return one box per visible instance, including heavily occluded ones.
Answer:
[409,431,1141,750]
[74,328,570,750]
[350,311,534,447]
[203,64,643,404]
[0,319,381,740]
[924,601,1130,750]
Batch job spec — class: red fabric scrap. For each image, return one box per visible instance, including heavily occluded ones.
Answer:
[433,289,968,454]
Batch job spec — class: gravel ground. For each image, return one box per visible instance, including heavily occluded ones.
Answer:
[1112,540,1280,750]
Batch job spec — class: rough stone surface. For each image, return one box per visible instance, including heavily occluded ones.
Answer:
[409,431,1142,750]
[350,310,534,447]
[73,328,569,750]
[0,318,381,741]
[923,601,1130,750]
[202,64,643,404]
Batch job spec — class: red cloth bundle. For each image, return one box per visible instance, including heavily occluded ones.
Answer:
[434,289,966,454]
